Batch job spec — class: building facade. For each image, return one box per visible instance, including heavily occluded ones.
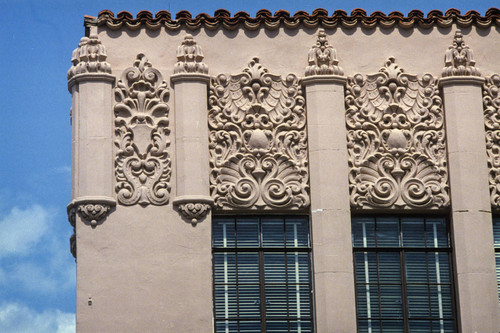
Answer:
[67,8,500,332]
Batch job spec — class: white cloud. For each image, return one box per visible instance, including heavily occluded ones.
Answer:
[0,302,75,333]
[0,205,50,258]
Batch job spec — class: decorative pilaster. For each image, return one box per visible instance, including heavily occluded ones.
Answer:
[67,31,116,257]
[171,35,213,224]
[440,32,499,331]
[302,29,356,332]
[483,74,500,208]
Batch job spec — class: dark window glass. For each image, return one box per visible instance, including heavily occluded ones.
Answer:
[213,216,313,333]
[352,216,456,333]
[493,217,500,303]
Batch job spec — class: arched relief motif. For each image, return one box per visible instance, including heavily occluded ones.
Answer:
[208,57,309,210]
[114,54,171,206]
[483,74,500,208]
[345,57,449,209]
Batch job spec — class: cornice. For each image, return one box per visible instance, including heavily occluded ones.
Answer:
[90,8,500,31]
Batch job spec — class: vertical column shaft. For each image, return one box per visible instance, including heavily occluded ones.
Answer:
[303,76,357,332]
[441,76,500,332]
[171,74,213,223]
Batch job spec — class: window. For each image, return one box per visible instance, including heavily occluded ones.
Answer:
[352,216,456,333]
[212,216,313,333]
[493,217,500,302]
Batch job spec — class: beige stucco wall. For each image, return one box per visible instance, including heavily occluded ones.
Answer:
[69,20,500,332]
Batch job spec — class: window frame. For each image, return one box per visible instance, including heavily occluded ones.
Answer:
[351,215,458,333]
[492,216,500,303]
[211,215,315,333]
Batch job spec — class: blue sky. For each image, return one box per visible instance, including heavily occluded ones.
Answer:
[0,0,497,331]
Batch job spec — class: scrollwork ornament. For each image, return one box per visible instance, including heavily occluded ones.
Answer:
[346,57,449,209]
[483,74,500,208]
[114,54,172,206]
[209,57,309,210]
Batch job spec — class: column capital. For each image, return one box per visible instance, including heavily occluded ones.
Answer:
[302,74,346,86]
[171,73,210,84]
[440,75,485,87]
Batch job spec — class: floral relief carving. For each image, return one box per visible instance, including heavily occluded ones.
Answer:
[114,54,171,206]
[208,57,309,210]
[67,33,112,80]
[442,30,480,77]
[346,57,449,209]
[305,29,343,76]
[483,74,500,208]
[174,34,208,74]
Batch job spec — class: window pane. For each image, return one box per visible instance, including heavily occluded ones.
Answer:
[289,320,313,333]
[287,252,310,284]
[352,217,376,247]
[288,284,311,318]
[356,284,380,319]
[380,320,404,333]
[357,319,381,333]
[215,320,238,333]
[238,284,261,318]
[428,252,451,284]
[378,252,401,283]
[402,217,425,247]
[379,285,403,318]
[237,218,260,247]
[238,253,259,284]
[407,284,430,318]
[262,218,284,247]
[405,252,428,283]
[264,253,286,284]
[496,253,500,302]
[266,321,288,333]
[213,218,235,248]
[426,218,448,248]
[493,218,500,248]
[430,284,453,318]
[376,217,400,247]
[408,320,431,332]
[355,252,378,284]
[214,253,236,284]
[286,217,309,248]
[239,321,262,333]
[265,284,288,318]
[215,285,238,318]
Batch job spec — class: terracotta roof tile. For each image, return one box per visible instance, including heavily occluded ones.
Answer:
[92,8,500,31]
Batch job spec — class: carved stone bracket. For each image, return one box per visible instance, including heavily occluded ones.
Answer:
[67,197,116,257]
[173,196,214,225]
[483,74,500,209]
[209,57,310,210]
[346,57,449,209]
[67,32,113,89]
[305,29,343,77]
[174,34,208,74]
[442,30,480,77]
[114,54,172,206]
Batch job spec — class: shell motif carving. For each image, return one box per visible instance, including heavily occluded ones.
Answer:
[114,54,171,206]
[345,57,449,209]
[208,57,309,210]
[483,74,500,208]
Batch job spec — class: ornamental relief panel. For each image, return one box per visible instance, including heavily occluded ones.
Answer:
[483,74,500,208]
[114,54,171,206]
[345,57,449,209]
[208,57,309,210]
